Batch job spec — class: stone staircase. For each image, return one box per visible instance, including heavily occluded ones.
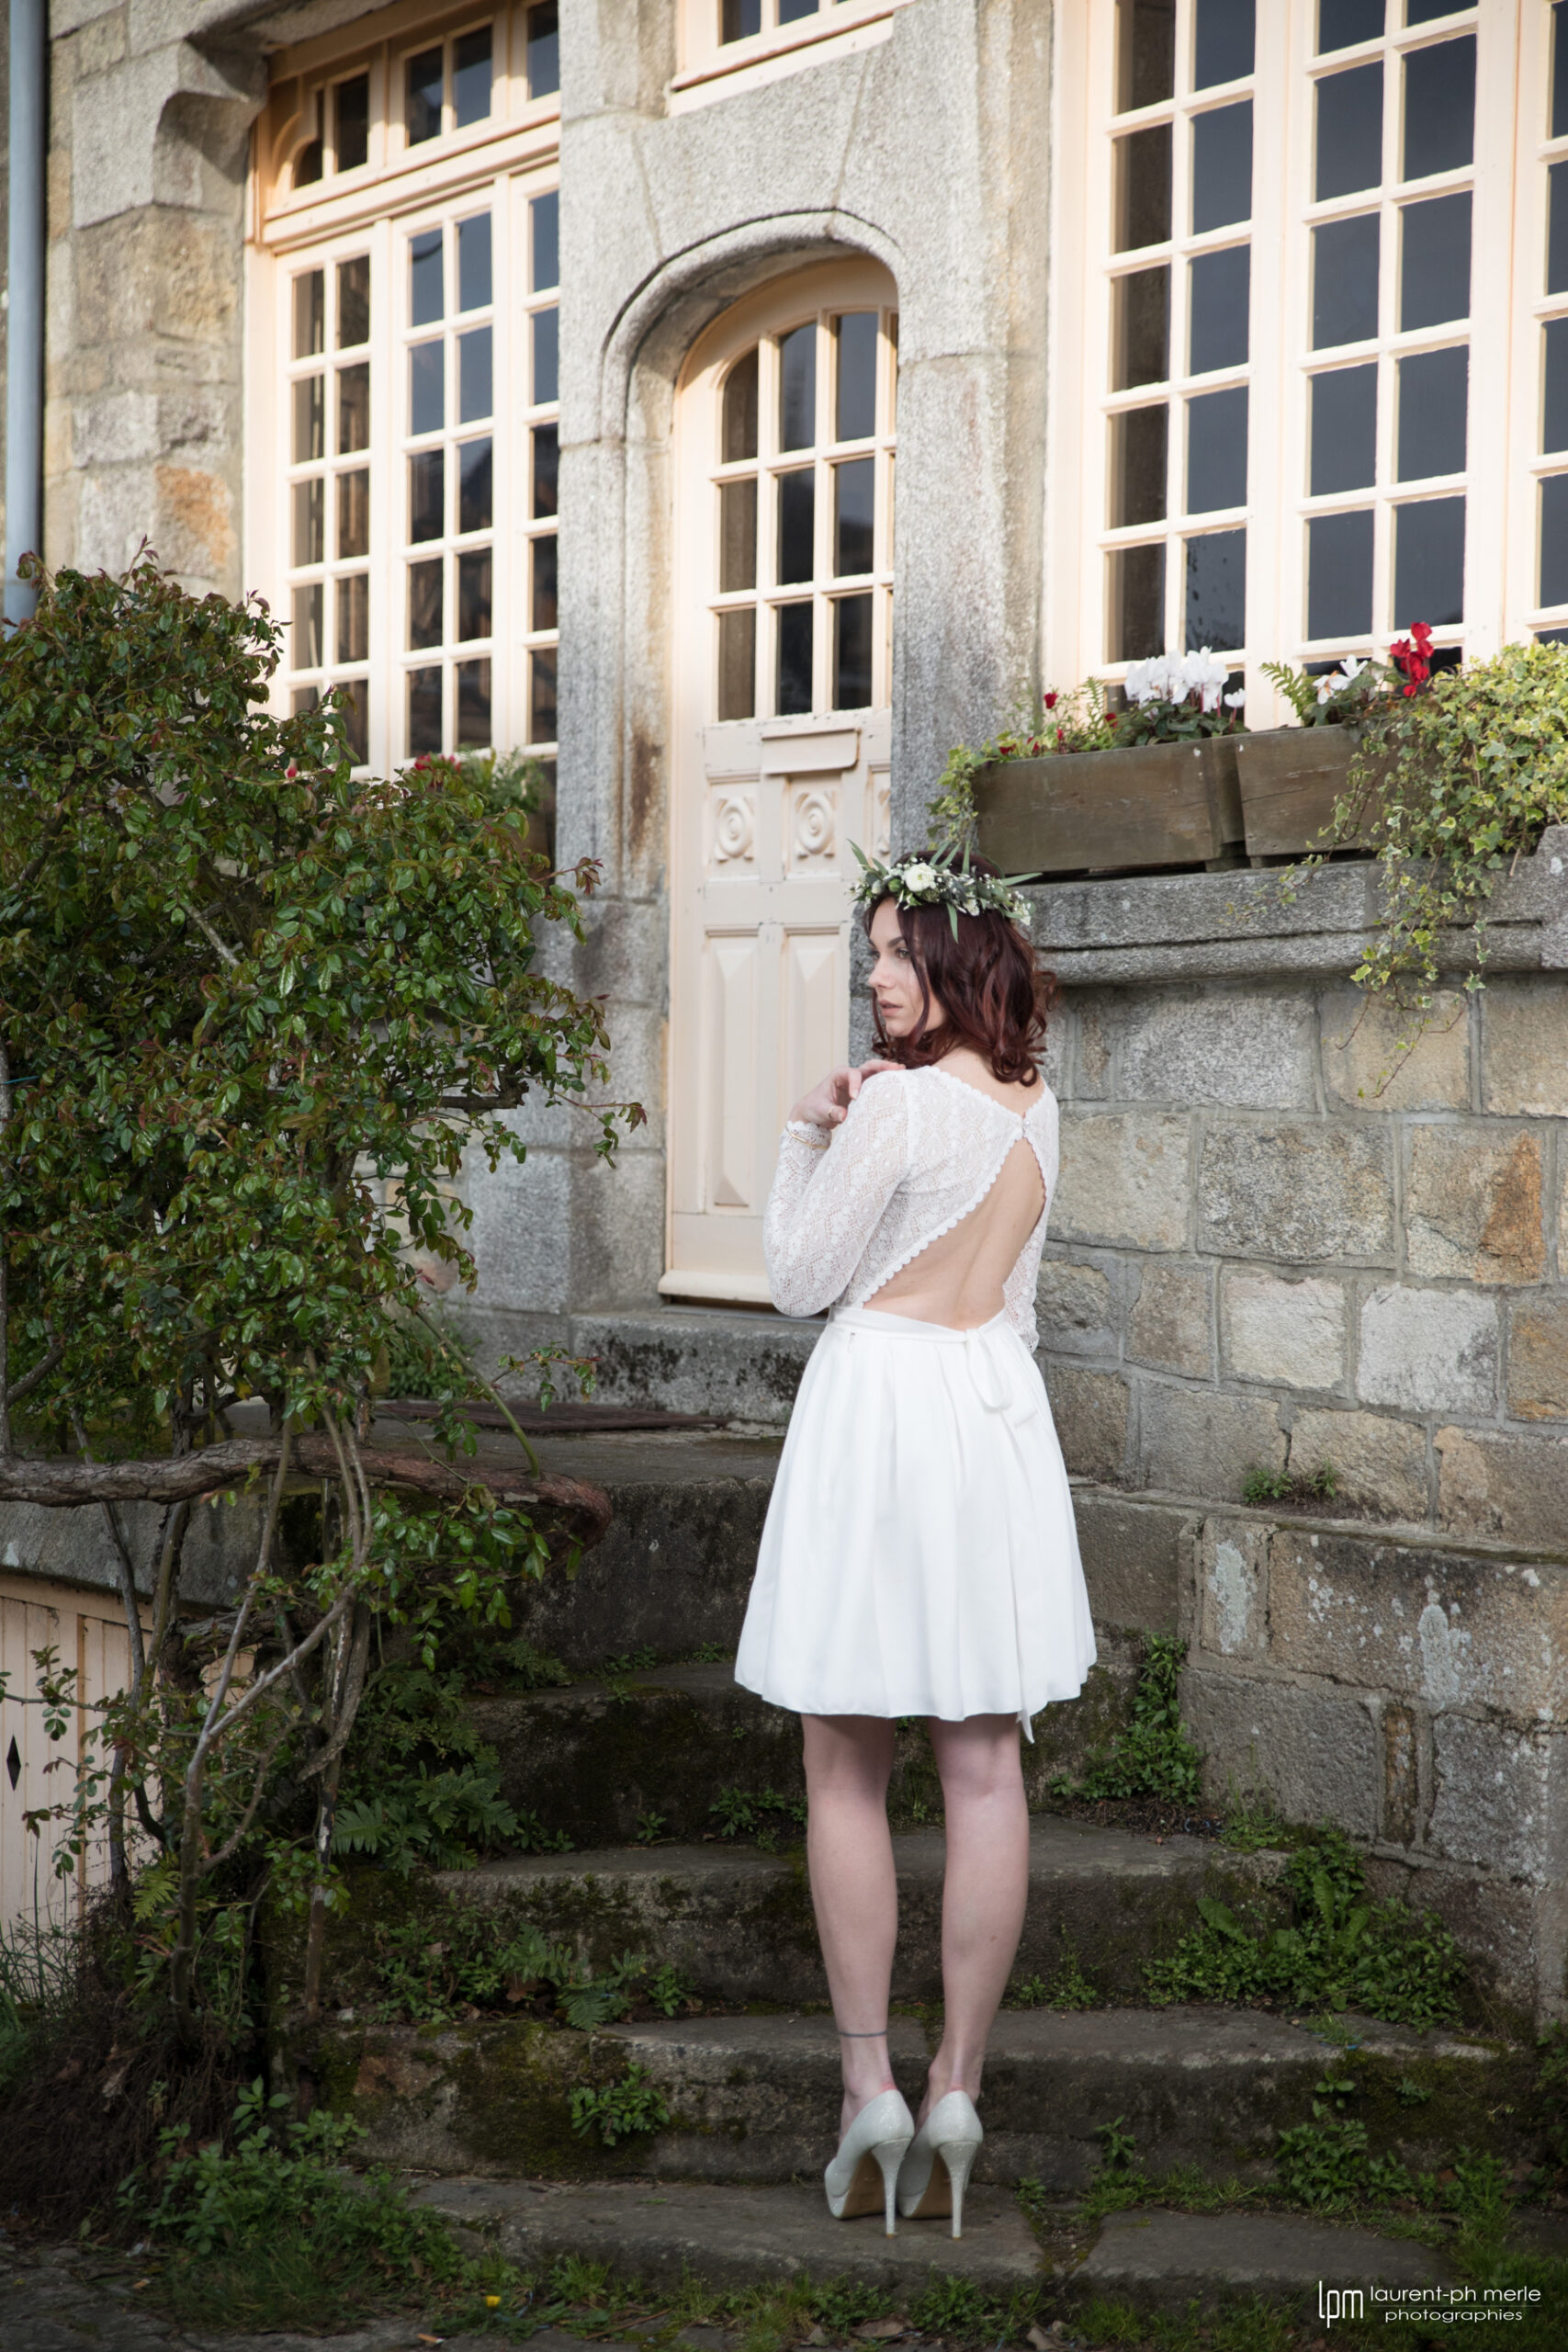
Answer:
[280,1419,1538,2320]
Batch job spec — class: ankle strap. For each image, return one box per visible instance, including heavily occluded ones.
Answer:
[835,2026,887,2036]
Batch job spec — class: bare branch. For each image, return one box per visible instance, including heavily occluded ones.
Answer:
[6,1339,66,1408]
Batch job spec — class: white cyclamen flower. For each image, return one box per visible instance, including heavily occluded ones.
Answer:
[1224,688,1246,708]
[901,862,939,893]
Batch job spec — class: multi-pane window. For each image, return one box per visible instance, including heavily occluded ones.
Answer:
[685,0,916,86]
[1535,5,1568,632]
[286,252,374,756]
[522,191,560,765]
[709,304,897,721]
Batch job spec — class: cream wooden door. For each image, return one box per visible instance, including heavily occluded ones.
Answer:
[664,262,897,1304]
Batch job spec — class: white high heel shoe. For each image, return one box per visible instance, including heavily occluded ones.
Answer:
[823,2087,916,2234]
[896,2089,984,2238]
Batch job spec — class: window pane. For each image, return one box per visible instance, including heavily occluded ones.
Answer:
[720,479,757,592]
[1189,246,1248,372]
[778,469,815,583]
[338,684,367,765]
[533,535,558,630]
[338,469,369,560]
[1315,63,1382,201]
[1318,0,1382,51]
[293,478,323,566]
[459,439,493,534]
[453,27,491,128]
[532,309,558,406]
[407,46,443,144]
[411,230,444,326]
[530,647,558,741]
[337,255,369,348]
[776,603,814,715]
[294,271,324,358]
[295,123,322,188]
[409,559,444,649]
[1406,0,1472,19]
[335,74,369,171]
[725,349,760,461]
[1546,321,1568,454]
[780,0,818,20]
[457,659,491,748]
[531,193,559,293]
[460,327,493,424]
[1555,2,1568,139]
[527,3,559,98]
[1401,193,1471,331]
[1397,345,1467,480]
[292,687,319,716]
[1114,124,1172,250]
[1110,404,1168,526]
[337,364,369,453]
[1107,543,1166,661]
[293,376,323,462]
[458,213,492,311]
[1311,365,1378,493]
[834,458,875,575]
[1313,214,1379,346]
[834,594,874,709]
[718,607,756,719]
[410,449,445,541]
[1393,498,1464,626]
[1187,386,1247,513]
[1117,0,1176,110]
[836,313,878,441]
[1185,529,1246,649]
[723,0,761,35]
[1403,39,1474,181]
[410,341,444,436]
[1540,474,1568,605]
[336,572,368,663]
[1114,266,1171,387]
[1194,0,1253,88]
[1191,100,1252,232]
[780,325,817,451]
[457,552,491,640]
[533,424,558,517]
[408,667,443,754]
[1551,164,1568,298]
[292,583,322,668]
[1307,509,1374,638]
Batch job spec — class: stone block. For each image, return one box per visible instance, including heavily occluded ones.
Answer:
[571,1147,667,1310]
[1037,1258,1118,1359]
[1437,1425,1568,1547]
[1128,1261,1213,1377]
[1507,1295,1568,1422]
[1043,1364,1130,1483]
[1181,1666,1380,1837]
[1266,1530,1568,1718]
[1320,987,1471,1112]
[1429,1717,1568,1879]
[1358,1288,1497,1416]
[1483,978,1568,1115]
[1382,1704,1420,1846]
[468,1148,572,1315]
[1135,1384,1285,1501]
[1072,1492,1186,1634]
[1198,1521,1268,1659]
[1112,990,1316,1110]
[1076,998,1112,1098]
[1286,1408,1430,1521]
[1223,1272,1345,1390]
[1053,1110,1191,1252]
[1196,1122,1394,1265]
[1404,1125,1545,1285]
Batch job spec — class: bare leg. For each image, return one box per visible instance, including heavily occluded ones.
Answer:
[920,1713,1029,2117]
[802,1713,899,2137]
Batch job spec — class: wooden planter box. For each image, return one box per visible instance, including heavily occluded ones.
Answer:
[1234,724,1380,858]
[975,736,1244,875]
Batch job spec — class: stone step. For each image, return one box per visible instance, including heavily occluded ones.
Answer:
[333,2003,1517,2192]
[465,1663,1140,1849]
[567,1306,818,1426]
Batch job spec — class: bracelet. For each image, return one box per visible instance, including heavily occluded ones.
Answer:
[786,1120,831,1151]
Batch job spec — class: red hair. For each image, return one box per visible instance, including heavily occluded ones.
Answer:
[864,865,1056,1084]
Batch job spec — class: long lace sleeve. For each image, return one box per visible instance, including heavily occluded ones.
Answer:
[763,1075,910,1317]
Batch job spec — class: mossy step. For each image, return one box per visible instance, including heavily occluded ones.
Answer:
[464,1663,1138,1849]
[319,2006,1523,2192]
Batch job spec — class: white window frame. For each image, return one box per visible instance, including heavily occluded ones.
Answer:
[672,0,916,108]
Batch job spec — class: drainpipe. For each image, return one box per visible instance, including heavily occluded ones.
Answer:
[6,0,45,625]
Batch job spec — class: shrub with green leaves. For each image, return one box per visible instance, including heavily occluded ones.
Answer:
[1057,1635,1204,1805]
[569,2062,671,2147]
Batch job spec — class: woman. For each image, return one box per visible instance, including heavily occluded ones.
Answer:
[735,849,1096,2240]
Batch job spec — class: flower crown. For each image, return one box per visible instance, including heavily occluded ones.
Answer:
[850,842,1034,933]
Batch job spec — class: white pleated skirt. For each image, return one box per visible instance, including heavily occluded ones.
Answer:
[735,1305,1097,1735]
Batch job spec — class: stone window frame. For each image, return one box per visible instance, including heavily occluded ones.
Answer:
[249,0,559,777]
[1049,1,1527,728]
[672,0,917,109]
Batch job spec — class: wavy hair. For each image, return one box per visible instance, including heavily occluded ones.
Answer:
[864,862,1056,1084]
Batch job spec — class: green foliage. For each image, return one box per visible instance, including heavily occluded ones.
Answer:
[1078,2115,1153,2221]
[710,1784,807,1851]
[1262,652,1393,729]
[635,1809,669,1844]
[1145,1827,1467,2029]
[334,1660,521,1873]
[1012,1943,1099,2011]
[490,1636,573,1690]
[646,1962,695,2017]
[568,2062,671,2147]
[1075,2294,1297,2352]
[926,685,1118,845]
[367,1905,644,2028]
[1056,1635,1204,1805]
[379,1306,478,1400]
[1242,1461,1338,1507]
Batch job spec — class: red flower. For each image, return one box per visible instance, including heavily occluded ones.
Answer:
[1390,621,1434,695]
[1043,690,1059,710]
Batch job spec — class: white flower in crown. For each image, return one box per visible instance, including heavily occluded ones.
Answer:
[902,862,940,893]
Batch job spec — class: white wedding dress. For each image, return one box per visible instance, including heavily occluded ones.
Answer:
[734,1064,1096,1732]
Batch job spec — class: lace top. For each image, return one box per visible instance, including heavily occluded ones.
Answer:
[763,1065,1059,1344]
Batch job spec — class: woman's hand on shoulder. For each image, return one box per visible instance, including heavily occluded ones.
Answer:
[788,1058,902,1131]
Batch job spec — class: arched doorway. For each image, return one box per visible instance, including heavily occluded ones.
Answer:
[661,258,898,1304]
